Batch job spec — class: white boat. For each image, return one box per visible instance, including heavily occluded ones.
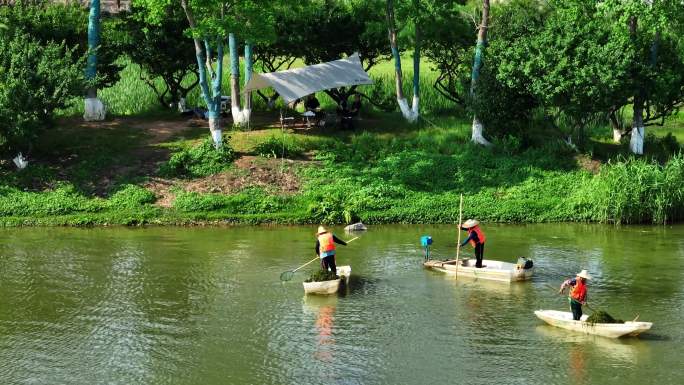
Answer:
[423,258,534,282]
[303,266,351,295]
[534,310,653,338]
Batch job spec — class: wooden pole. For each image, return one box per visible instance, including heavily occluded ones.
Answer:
[455,194,463,277]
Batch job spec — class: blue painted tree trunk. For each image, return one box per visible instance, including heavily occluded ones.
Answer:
[83,0,105,121]
[244,41,253,112]
[86,0,100,93]
[194,39,224,147]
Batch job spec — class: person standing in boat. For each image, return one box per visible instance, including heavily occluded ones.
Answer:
[559,270,592,321]
[315,226,347,276]
[460,219,486,268]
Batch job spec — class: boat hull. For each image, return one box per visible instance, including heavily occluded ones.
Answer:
[303,266,351,295]
[423,259,534,282]
[534,310,652,338]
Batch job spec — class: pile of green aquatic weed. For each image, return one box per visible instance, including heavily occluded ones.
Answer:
[305,269,339,282]
[586,310,624,324]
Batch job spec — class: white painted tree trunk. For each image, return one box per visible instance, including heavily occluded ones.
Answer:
[411,96,419,118]
[231,107,250,126]
[84,97,106,121]
[613,129,623,143]
[208,117,222,148]
[397,98,419,123]
[471,116,491,146]
[630,126,644,155]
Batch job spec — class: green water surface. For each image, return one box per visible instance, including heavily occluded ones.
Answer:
[0,224,682,385]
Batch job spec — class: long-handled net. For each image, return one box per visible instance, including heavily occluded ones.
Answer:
[280,257,319,281]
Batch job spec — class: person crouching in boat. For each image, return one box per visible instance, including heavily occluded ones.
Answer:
[559,270,592,321]
[315,226,347,276]
[460,219,486,268]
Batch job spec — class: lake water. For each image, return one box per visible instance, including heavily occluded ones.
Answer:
[0,224,682,385]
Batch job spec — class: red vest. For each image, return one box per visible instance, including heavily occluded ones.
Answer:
[467,225,486,247]
[318,233,335,253]
[570,280,587,303]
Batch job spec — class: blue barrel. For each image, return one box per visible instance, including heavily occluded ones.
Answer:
[420,235,433,247]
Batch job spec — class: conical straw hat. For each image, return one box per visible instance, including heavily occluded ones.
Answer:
[462,219,480,228]
[576,269,592,280]
[317,226,328,234]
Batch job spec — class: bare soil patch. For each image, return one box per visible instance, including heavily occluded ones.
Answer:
[146,156,309,207]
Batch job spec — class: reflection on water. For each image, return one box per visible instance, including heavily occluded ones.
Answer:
[0,224,683,385]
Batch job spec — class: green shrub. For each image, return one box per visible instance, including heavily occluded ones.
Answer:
[108,184,156,208]
[253,135,305,158]
[0,184,105,217]
[160,137,236,178]
[173,188,293,214]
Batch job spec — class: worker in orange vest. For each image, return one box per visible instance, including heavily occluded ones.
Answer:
[559,270,591,320]
[315,226,347,275]
[460,219,486,268]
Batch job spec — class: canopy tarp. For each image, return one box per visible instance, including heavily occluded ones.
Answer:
[243,53,373,103]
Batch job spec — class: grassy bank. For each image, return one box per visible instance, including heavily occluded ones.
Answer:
[4,57,684,227]
[2,112,684,227]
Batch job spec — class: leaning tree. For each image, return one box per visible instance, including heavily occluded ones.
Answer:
[137,0,280,146]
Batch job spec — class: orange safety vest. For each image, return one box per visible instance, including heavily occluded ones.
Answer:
[570,280,587,303]
[318,233,336,254]
[467,225,486,247]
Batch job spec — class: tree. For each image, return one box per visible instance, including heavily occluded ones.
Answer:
[0,2,125,122]
[0,31,88,154]
[84,0,106,121]
[122,4,199,109]
[137,0,280,146]
[420,0,471,106]
[469,0,492,145]
[601,0,684,154]
[385,0,425,122]
[297,0,389,106]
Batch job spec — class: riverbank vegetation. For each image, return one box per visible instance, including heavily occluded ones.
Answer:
[1,1,683,226]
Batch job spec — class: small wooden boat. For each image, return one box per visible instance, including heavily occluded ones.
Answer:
[534,310,653,338]
[423,258,534,282]
[303,266,351,295]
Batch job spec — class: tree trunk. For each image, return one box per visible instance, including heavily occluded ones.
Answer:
[411,20,420,120]
[84,0,105,121]
[629,16,643,154]
[630,96,645,154]
[469,0,491,146]
[244,41,253,119]
[386,0,415,122]
[229,33,248,126]
[609,109,624,143]
[181,0,222,147]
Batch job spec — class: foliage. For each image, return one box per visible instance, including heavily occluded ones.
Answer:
[293,0,390,105]
[253,135,306,158]
[0,31,87,153]
[305,269,339,282]
[174,188,292,213]
[420,0,472,106]
[108,184,157,208]
[121,4,199,108]
[0,2,125,89]
[160,137,236,178]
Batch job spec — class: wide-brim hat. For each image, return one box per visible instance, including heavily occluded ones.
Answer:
[462,219,480,228]
[317,226,328,234]
[576,269,592,280]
